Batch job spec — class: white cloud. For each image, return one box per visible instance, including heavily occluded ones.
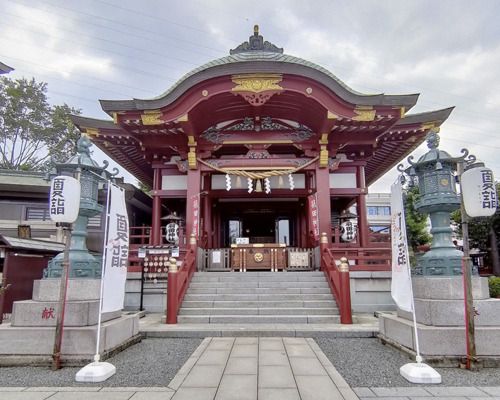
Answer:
[1,2,113,79]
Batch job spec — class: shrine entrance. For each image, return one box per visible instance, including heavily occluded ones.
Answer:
[219,199,299,247]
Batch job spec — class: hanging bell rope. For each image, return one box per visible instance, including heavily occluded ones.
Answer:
[196,156,319,179]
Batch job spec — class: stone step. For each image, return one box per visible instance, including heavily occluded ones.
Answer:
[179,307,339,316]
[177,315,341,324]
[183,293,335,301]
[191,275,325,283]
[188,281,329,288]
[186,287,332,295]
[181,300,338,308]
[193,272,324,277]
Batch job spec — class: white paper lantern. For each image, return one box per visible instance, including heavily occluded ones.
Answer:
[461,166,497,217]
[49,176,81,223]
[340,220,358,242]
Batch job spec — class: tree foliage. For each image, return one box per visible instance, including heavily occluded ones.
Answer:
[403,185,431,252]
[0,76,81,171]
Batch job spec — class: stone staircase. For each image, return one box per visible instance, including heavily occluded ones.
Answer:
[178,271,339,324]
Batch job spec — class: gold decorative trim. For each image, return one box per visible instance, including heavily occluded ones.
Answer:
[319,133,329,145]
[421,122,440,132]
[320,232,328,244]
[252,244,264,248]
[112,112,118,124]
[83,127,99,137]
[254,252,264,262]
[223,139,293,145]
[352,106,376,122]
[177,114,189,122]
[141,110,163,125]
[327,111,338,120]
[319,147,329,168]
[231,73,283,93]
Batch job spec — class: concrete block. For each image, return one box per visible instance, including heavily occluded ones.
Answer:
[412,276,489,300]
[11,300,120,327]
[32,279,101,301]
[397,298,500,326]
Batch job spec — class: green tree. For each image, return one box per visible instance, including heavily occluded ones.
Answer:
[0,76,80,171]
[403,185,431,253]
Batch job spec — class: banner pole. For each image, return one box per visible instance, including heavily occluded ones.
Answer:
[94,181,112,362]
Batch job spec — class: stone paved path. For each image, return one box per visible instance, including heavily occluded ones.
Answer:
[1,337,500,399]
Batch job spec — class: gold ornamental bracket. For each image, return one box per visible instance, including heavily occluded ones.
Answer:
[231,73,283,93]
[141,110,163,125]
[319,133,329,168]
[421,121,440,132]
[231,73,283,106]
[352,106,376,122]
[187,135,197,169]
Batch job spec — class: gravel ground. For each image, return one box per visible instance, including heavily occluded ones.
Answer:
[316,337,500,387]
[0,338,202,387]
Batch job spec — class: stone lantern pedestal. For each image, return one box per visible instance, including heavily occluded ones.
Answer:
[379,276,500,360]
[379,131,500,363]
[0,137,140,365]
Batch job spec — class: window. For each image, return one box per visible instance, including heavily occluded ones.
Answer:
[367,206,391,216]
[26,207,50,221]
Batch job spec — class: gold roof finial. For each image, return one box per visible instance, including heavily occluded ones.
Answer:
[254,24,259,35]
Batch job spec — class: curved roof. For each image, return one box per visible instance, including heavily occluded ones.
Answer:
[100,29,419,113]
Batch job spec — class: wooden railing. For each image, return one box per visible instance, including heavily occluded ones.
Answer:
[166,234,197,324]
[328,247,391,271]
[320,235,352,324]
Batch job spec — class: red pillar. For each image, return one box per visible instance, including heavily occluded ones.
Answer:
[185,168,201,242]
[357,165,369,247]
[315,166,332,245]
[150,168,162,246]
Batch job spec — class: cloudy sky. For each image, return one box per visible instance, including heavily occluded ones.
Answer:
[1,0,500,192]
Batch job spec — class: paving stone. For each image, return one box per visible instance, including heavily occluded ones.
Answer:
[258,388,301,400]
[231,344,258,357]
[235,337,258,345]
[466,398,500,400]
[372,387,431,396]
[25,387,100,392]
[259,350,289,365]
[100,387,174,392]
[197,350,230,365]
[0,388,28,392]
[49,393,135,400]
[423,387,488,396]
[129,393,174,400]
[408,397,468,400]
[0,394,55,400]
[259,338,285,350]
[171,387,217,400]
[478,388,500,396]
[361,398,409,400]
[289,356,327,376]
[208,338,235,350]
[181,365,225,388]
[284,344,316,357]
[215,374,257,400]
[295,375,343,400]
[259,365,296,388]
[225,357,258,375]
[354,387,377,397]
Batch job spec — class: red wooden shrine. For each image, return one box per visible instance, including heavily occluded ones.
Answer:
[72,27,453,323]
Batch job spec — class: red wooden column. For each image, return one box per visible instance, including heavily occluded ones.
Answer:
[203,174,212,249]
[356,164,369,247]
[185,168,202,242]
[150,167,163,245]
[315,165,332,245]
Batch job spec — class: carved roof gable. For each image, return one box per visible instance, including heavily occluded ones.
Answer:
[230,25,283,55]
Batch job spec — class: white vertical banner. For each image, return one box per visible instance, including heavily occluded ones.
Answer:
[102,184,129,313]
[390,180,413,312]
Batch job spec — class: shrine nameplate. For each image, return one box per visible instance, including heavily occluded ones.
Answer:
[230,244,287,271]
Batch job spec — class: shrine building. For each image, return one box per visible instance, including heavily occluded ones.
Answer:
[72,27,452,323]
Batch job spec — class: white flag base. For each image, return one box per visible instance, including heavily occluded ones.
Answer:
[400,362,441,384]
[75,361,116,383]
